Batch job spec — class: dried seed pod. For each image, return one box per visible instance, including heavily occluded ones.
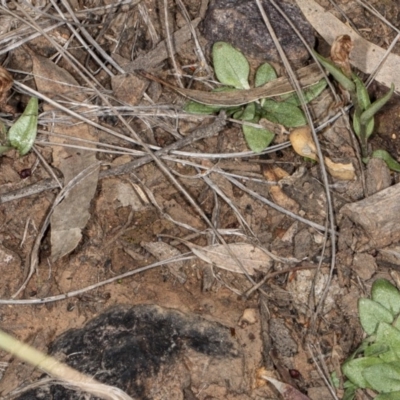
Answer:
[0,65,14,114]
[289,126,318,161]
[330,34,353,78]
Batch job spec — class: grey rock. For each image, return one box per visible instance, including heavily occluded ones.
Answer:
[202,0,315,64]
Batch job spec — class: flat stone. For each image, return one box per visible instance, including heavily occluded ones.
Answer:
[201,0,315,64]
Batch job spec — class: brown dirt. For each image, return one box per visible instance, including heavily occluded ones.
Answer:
[0,0,400,399]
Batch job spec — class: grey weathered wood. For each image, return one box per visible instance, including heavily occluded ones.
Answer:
[340,183,400,251]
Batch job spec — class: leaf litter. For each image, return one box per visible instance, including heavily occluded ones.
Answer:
[0,0,400,399]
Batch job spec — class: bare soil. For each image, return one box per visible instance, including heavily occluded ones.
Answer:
[0,0,400,399]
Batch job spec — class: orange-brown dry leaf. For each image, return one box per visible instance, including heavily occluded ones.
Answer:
[0,66,14,114]
[330,34,353,78]
[263,168,300,213]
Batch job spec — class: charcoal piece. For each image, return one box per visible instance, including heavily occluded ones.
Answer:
[202,0,315,64]
[16,305,240,400]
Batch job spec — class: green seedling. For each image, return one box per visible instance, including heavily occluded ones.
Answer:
[341,279,400,399]
[184,42,327,153]
[0,97,38,156]
[314,52,396,169]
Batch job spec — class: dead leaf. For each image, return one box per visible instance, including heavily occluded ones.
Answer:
[296,0,400,91]
[0,65,14,114]
[263,376,311,400]
[111,73,149,106]
[330,34,353,78]
[324,156,355,180]
[31,52,99,261]
[189,243,273,275]
[141,241,187,284]
[263,168,300,213]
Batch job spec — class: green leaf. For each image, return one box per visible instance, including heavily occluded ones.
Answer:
[184,100,224,114]
[330,371,340,388]
[342,381,357,400]
[232,109,243,119]
[375,323,400,361]
[241,102,256,121]
[372,279,400,315]
[212,42,250,89]
[353,74,371,111]
[372,149,400,172]
[262,99,307,127]
[0,145,12,155]
[352,109,374,138]
[8,97,38,156]
[342,356,383,388]
[360,84,395,125]
[358,298,393,335]
[242,121,275,153]
[255,63,277,87]
[313,51,355,92]
[364,342,390,358]
[363,362,400,393]
[376,391,400,400]
[283,79,328,106]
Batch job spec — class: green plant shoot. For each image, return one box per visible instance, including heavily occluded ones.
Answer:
[1,97,38,156]
[342,279,400,399]
[184,42,327,153]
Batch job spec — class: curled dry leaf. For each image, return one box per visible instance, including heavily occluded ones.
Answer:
[289,126,318,161]
[189,243,273,275]
[330,34,353,78]
[262,376,311,400]
[296,0,400,91]
[324,156,355,180]
[0,65,14,114]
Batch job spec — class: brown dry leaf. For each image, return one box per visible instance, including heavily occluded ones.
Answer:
[263,168,300,213]
[289,126,318,161]
[189,243,273,275]
[296,0,400,91]
[324,156,355,180]
[31,53,99,261]
[111,73,149,106]
[263,376,311,400]
[330,34,353,78]
[0,65,14,114]
[141,241,187,284]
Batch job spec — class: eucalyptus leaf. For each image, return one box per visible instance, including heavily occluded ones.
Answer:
[358,298,393,335]
[8,97,38,156]
[372,150,400,172]
[242,121,275,153]
[363,362,400,393]
[342,356,383,388]
[262,99,307,127]
[212,42,250,89]
[283,79,327,106]
[313,50,355,92]
[372,279,400,315]
[360,84,395,125]
[255,63,277,87]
